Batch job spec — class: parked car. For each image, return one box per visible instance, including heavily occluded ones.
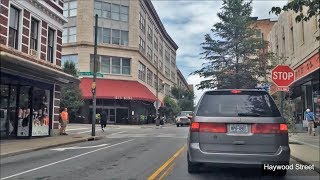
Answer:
[187,89,290,176]
[176,111,193,127]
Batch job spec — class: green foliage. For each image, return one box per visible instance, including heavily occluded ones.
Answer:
[63,61,78,77]
[60,61,84,121]
[191,0,271,90]
[163,96,181,118]
[273,93,296,133]
[270,0,320,40]
[171,86,195,111]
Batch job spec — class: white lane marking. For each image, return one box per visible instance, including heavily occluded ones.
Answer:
[51,144,109,151]
[107,131,127,136]
[76,129,103,134]
[66,128,89,131]
[0,139,135,180]
[290,138,320,149]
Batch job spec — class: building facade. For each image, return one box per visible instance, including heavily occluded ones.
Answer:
[62,0,189,124]
[268,10,319,128]
[0,0,78,138]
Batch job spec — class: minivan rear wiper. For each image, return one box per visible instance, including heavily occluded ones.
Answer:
[237,113,261,117]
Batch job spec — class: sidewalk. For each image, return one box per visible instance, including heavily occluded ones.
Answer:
[289,132,320,173]
[0,133,103,158]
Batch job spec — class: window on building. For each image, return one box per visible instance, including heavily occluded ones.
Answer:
[112,29,120,45]
[61,55,78,69]
[103,28,111,43]
[301,21,305,43]
[111,4,120,21]
[159,43,163,57]
[90,55,130,75]
[290,26,294,54]
[139,13,146,33]
[154,36,158,51]
[47,28,55,63]
[138,62,146,81]
[62,27,76,43]
[154,74,158,89]
[165,50,170,62]
[171,71,175,81]
[147,69,153,86]
[171,54,175,67]
[122,58,131,75]
[255,29,261,38]
[8,6,20,49]
[159,79,164,93]
[154,54,158,66]
[30,18,39,51]
[165,66,170,77]
[101,55,110,73]
[111,57,121,74]
[159,60,163,71]
[63,1,77,17]
[139,37,145,53]
[147,46,152,61]
[93,27,128,46]
[147,25,152,42]
[120,5,129,22]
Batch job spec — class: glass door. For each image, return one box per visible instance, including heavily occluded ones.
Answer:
[17,86,31,137]
[0,85,9,137]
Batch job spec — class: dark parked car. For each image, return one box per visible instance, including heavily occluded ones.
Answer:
[187,89,290,176]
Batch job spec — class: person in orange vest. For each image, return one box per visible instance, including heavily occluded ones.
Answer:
[60,108,69,135]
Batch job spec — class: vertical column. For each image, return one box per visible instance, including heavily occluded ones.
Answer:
[0,0,9,45]
[41,21,47,60]
[56,30,62,66]
[52,84,61,136]
[21,9,31,54]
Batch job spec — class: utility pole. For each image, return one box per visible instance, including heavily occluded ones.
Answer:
[156,60,159,116]
[91,14,98,136]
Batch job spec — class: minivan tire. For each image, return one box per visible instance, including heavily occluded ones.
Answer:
[187,154,199,173]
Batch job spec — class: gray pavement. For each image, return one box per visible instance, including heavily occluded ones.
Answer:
[0,125,319,180]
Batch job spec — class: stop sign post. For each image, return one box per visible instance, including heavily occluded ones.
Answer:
[271,65,295,116]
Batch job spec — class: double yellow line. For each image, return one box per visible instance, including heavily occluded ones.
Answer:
[147,144,186,180]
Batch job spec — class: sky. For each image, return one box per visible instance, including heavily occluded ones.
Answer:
[151,0,288,104]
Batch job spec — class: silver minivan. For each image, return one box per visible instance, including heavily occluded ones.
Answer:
[187,89,290,176]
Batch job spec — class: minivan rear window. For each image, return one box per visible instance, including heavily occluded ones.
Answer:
[196,91,281,117]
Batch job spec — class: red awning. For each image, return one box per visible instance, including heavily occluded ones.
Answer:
[80,78,157,102]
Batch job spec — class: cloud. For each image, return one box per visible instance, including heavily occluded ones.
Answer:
[151,0,288,104]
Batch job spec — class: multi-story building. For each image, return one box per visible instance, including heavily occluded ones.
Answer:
[62,0,189,124]
[0,0,78,138]
[268,10,319,128]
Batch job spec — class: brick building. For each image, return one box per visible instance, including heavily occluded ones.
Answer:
[0,0,78,138]
[62,0,191,124]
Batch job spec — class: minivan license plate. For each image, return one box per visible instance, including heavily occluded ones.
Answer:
[229,124,249,134]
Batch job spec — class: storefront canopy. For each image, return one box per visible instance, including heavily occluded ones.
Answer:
[80,78,157,102]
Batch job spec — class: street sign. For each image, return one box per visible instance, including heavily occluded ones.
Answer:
[271,65,295,87]
[79,72,103,77]
[276,87,289,92]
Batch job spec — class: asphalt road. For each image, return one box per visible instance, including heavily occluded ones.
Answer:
[1,125,319,180]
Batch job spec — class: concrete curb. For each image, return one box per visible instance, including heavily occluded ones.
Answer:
[0,136,104,158]
[290,155,320,173]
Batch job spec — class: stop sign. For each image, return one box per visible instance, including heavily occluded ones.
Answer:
[271,65,295,87]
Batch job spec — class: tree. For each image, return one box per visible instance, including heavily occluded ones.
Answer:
[60,61,84,122]
[270,0,320,40]
[171,86,195,111]
[191,0,271,90]
[162,96,181,120]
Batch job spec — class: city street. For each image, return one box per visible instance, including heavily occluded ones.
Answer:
[0,125,319,180]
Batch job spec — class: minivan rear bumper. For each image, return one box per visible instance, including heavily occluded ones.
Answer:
[188,143,290,166]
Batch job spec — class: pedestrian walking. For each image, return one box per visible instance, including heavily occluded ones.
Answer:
[305,109,316,136]
[100,110,107,132]
[60,108,69,135]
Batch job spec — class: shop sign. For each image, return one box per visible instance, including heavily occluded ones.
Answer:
[294,53,319,82]
[115,96,133,100]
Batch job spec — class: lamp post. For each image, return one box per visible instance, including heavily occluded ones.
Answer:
[91,14,98,136]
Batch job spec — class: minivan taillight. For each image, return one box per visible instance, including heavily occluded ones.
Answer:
[190,122,200,132]
[200,123,227,133]
[252,123,288,134]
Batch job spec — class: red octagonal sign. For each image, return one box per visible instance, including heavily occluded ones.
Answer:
[271,65,295,87]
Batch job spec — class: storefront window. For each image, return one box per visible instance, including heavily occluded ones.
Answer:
[17,86,31,137]
[32,88,50,136]
[313,79,320,121]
